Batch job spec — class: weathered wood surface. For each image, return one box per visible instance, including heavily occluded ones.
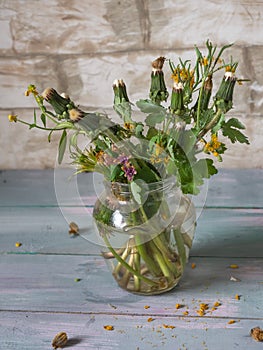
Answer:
[2,310,262,350]
[0,312,260,350]
[0,169,262,349]
[1,168,263,208]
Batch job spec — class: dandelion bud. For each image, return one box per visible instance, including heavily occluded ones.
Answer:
[149,57,169,104]
[42,87,70,115]
[113,79,133,123]
[151,56,166,70]
[197,75,213,112]
[113,79,129,105]
[170,82,184,115]
[215,71,237,112]
[60,92,70,100]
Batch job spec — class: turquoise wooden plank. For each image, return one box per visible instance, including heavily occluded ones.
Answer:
[0,206,100,255]
[1,169,263,208]
[193,208,263,258]
[1,254,262,319]
[0,169,97,207]
[0,311,261,350]
[1,207,262,258]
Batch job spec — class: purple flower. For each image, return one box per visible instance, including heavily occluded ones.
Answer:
[121,162,137,182]
[117,155,129,164]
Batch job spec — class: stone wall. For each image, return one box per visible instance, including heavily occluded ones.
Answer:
[0,0,262,169]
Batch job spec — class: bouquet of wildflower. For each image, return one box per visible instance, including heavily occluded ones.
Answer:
[9,41,249,294]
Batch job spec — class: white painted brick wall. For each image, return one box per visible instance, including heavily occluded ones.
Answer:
[0,0,262,169]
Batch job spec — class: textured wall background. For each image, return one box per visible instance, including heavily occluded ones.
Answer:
[0,0,262,169]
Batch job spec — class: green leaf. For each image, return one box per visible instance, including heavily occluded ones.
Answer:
[224,117,246,130]
[54,122,75,130]
[40,113,46,127]
[193,158,218,179]
[135,123,144,137]
[48,130,54,142]
[222,118,249,144]
[58,129,67,164]
[180,130,197,154]
[29,123,36,129]
[136,99,165,114]
[110,164,122,182]
[114,101,132,123]
[130,181,142,205]
[69,132,78,149]
[145,112,166,127]
[212,113,225,133]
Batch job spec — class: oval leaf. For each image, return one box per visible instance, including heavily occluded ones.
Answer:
[58,130,67,164]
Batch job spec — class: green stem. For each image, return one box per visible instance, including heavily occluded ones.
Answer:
[196,107,223,141]
[132,246,141,292]
[151,236,179,277]
[134,234,162,276]
[103,234,158,287]
[149,239,174,279]
[114,244,131,276]
[118,254,133,289]
[17,119,62,131]
[34,96,60,125]
[173,228,186,267]
[196,76,206,129]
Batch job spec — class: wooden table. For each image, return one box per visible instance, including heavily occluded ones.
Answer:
[0,169,262,349]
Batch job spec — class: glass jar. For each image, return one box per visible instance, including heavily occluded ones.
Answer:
[93,176,196,295]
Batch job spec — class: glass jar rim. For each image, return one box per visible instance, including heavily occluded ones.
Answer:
[105,175,177,194]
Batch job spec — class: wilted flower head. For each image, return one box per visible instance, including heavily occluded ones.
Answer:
[69,108,84,122]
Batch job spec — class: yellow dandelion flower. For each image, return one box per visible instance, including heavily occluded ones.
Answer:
[25,84,38,96]
[155,144,163,157]
[171,71,179,84]
[204,134,221,157]
[124,122,135,130]
[8,114,17,122]
[202,57,208,66]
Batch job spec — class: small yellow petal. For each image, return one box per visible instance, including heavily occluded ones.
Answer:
[213,301,221,307]
[228,319,236,324]
[15,242,22,247]
[230,264,239,269]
